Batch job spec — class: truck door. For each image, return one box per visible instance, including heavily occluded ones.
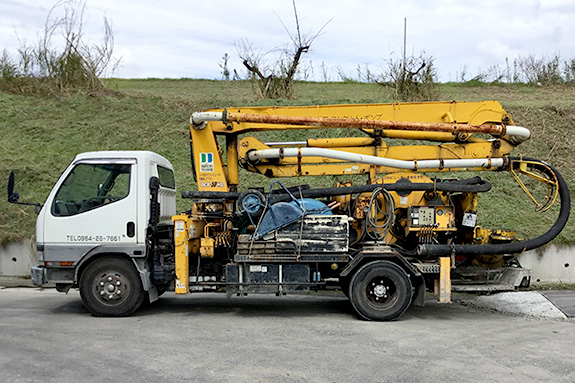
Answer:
[41,159,138,263]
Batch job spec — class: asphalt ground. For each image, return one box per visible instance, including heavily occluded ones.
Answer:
[1,287,575,383]
[542,291,575,317]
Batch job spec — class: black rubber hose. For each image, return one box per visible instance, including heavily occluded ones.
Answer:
[417,157,570,257]
[181,177,491,201]
[182,190,241,199]
[269,177,491,203]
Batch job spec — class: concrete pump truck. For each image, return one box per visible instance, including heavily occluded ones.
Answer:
[8,100,570,320]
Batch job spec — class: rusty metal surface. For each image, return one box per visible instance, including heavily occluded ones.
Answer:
[235,215,349,263]
[227,112,507,136]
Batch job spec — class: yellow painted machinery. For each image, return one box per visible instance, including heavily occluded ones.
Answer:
[166,100,569,321]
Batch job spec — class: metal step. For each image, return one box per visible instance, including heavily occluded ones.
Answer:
[452,283,517,292]
[452,267,532,293]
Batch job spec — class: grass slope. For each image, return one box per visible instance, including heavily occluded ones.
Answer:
[1,80,573,246]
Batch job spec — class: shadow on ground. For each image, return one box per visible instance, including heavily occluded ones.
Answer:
[45,290,468,322]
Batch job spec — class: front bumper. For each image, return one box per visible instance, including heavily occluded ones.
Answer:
[30,266,46,286]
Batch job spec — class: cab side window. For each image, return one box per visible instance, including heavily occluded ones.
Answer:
[52,164,131,217]
[157,165,175,189]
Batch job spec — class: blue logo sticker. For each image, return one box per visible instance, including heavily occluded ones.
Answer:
[199,152,214,172]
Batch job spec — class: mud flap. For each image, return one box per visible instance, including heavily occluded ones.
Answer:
[412,274,426,307]
[30,266,46,286]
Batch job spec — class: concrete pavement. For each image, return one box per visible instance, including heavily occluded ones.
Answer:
[1,288,575,383]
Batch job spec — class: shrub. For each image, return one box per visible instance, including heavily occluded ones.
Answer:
[376,52,440,102]
[515,54,563,85]
[0,0,118,95]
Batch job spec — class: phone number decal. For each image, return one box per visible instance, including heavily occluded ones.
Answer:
[66,235,122,242]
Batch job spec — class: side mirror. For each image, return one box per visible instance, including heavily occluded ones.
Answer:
[7,170,42,214]
[8,170,20,203]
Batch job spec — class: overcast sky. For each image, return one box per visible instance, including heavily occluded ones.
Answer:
[2,0,574,82]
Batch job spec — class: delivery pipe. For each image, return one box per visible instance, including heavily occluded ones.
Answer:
[247,147,505,171]
[417,157,570,257]
[181,176,492,201]
[190,111,531,143]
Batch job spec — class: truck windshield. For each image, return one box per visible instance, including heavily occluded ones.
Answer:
[52,163,131,217]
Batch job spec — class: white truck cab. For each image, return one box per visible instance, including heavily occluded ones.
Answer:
[31,151,176,315]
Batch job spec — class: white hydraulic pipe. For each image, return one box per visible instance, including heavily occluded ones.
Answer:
[191,112,223,124]
[504,125,531,144]
[247,147,505,170]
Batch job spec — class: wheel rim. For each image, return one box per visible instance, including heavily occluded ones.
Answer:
[93,270,131,306]
[242,193,263,215]
[365,276,398,308]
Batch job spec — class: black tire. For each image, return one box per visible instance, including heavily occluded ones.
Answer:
[79,256,145,317]
[349,260,412,321]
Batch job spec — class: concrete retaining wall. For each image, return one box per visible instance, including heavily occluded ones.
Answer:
[520,245,575,283]
[0,239,37,277]
[1,240,574,282]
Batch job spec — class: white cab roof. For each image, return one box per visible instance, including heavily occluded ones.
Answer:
[72,151,173,170]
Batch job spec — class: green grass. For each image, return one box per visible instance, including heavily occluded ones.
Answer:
[530,282,575,291]
[1,80,574,246]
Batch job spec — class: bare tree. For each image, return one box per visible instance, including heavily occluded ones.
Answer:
[236,0,330,98]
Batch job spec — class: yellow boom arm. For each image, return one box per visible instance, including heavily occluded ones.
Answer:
[189,100,526,193]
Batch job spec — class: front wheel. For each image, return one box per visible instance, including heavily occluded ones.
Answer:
[80,256,145,317]
[349,261,412,321]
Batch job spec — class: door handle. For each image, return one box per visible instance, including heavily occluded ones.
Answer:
[126,221,135,238]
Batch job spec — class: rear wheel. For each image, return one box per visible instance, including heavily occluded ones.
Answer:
[79,256,145,317]
[349,261,412,321]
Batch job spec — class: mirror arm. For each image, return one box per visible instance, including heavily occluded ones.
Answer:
[8,200,43,213]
